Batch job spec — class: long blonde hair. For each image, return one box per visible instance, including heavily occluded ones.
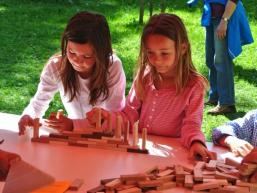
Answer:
[135,13,208,100]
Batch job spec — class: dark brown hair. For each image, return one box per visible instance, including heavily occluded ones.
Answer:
[60,11,113,105]
[135,13,208,99]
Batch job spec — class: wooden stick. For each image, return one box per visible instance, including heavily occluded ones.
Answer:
[132,121,138,147]
[141,128,147,150]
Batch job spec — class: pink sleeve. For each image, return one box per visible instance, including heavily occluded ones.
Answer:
[107,82,142,131]
[180,82,206,149]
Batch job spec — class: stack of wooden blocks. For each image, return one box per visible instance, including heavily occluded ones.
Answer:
[31,109,149,154]
[87,158,257,193]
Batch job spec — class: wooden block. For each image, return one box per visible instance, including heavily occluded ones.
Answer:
[194,167,203,182]
[203,179,228,186]
[206,160,217,171]
[88,138,108,143]
[138,179,163,188]
[156,181,176,190]
[141,127,147,150]
[157,169,173,177]
[156,175,175,183]
[68,178,84,191]
[203,170,216,175]
[107,112,113,132]
[124,121,130,144]
[127,148,148,154]
[49,133,69,139]
[132,121,138,147]
[184,175,193,188]
[215,171,239,182]
[195,161,206,169]
[101,178,118,185]
[115,184,136,191]
[217,166,232,174]
[87,185,106,193]
[182,165,194,174]
[31,136,49,143]
[117,187,142,193]
[96,108,102,130]
[217,162,236,170]
[209,188,234,193]
[193,181,220,191]
[145,166,159,175]
[239,163,257,176]
[68,141,88,147]
[120,174,147,181]
[102,137,123,142]
[236,180,257,189]
[175,165,185,177]
[105,179,122,189]
[33,118,40,139]
[223,185,250,192]
[115,115,122,138]
[225,157,241,169]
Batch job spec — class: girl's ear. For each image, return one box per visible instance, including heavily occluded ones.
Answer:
[181,43,188,55]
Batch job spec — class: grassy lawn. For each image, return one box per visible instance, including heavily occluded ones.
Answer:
[0,0,256,141]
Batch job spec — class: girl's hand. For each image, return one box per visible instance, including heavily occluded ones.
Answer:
[189,141,216,162]
[18,115,34,135]
[86,107,109,126]
[44,113,73,132]
[225,136,254,157]
[241,148,257,183]
[0,149,21,181]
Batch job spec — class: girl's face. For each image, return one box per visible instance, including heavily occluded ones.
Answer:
[145,34,176,78]
[66,41,96,77]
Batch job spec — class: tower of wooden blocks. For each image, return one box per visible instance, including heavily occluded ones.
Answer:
[31,108,149,154]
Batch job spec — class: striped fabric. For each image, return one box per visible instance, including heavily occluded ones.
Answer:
[212,109,257,147]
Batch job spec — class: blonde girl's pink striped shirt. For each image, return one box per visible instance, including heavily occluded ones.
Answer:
[120,75,206,149]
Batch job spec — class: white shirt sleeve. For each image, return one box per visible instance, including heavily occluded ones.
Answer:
[22,56,61,118]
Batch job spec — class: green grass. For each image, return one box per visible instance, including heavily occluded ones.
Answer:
[0,0,256,141]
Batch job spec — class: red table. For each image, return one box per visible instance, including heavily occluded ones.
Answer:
[0,112,241,192]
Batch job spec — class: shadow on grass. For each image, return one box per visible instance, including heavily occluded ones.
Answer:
[223,111,246,120]
[234,65,257,87]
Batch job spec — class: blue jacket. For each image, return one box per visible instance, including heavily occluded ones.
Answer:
[187,0,254,59]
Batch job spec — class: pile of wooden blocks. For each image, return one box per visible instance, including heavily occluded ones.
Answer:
[31,109,149,154]
[87,158,257,193]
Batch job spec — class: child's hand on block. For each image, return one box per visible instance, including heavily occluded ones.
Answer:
[189,141,216,162]
[18,115,34,135]
[224,136,254,157]
[86,107,109,126]
[44,112,73,132]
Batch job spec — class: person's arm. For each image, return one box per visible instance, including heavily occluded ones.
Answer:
[0,150,21,181]
[19,56,60,134]
[216,0,237,39]
[180,79,206,149]
[212,110,256,156]
[22,56,60,118]
[179,79,214,161]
